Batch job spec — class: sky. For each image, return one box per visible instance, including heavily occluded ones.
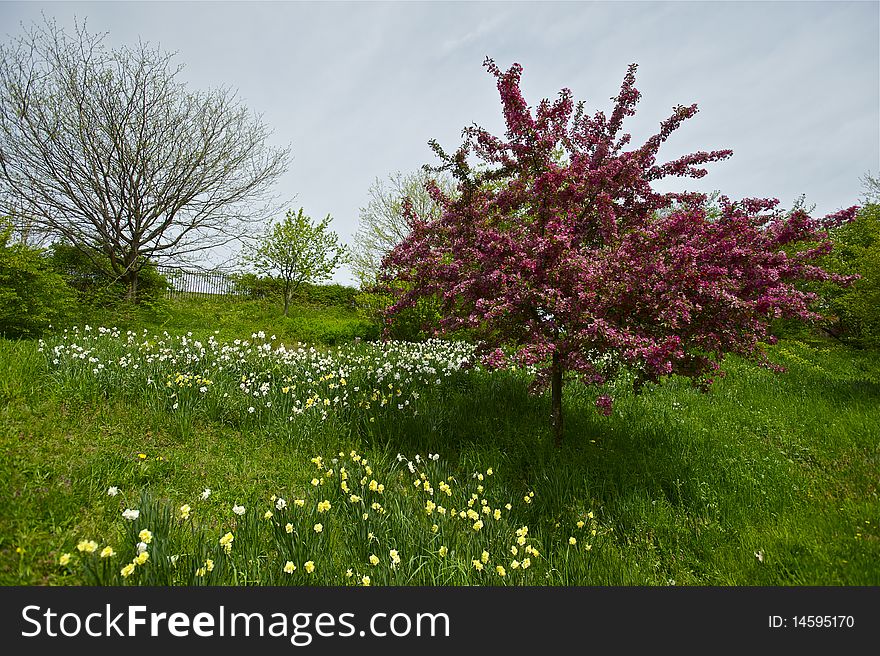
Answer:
[1,0,878,286]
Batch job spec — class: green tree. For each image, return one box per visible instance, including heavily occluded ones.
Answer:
[821,174,880,346]
[242,209,348,317]
[0,221,75,337]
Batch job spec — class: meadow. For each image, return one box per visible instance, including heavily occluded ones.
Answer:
[1,296,878,586]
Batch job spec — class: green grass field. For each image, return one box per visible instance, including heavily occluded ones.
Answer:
[1,297,878,586]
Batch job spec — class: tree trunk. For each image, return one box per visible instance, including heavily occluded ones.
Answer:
[283,278,291,317]
[125,271,139,304]
[551,349,564,447]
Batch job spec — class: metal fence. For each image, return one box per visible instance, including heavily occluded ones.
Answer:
[157,266,240,299]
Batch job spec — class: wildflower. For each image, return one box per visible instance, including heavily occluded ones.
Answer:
[587,511,594,519]
[304,561,315,574]
[285,523,294,534]
[346,569,353,578]
[122,509,140,521]
[425,500,436,514]
[493,509,502,520]
[438,546,448,558]
[577,521,585,529]
[523,495,532,504]
[486,468,493,476]
[349,495,362,503]
[472,560,484,571]
[107,486,119,496]
[521,558,531,569]
[76,540,98,553]
[569,537,577,546]
[135,552,149,565]
[313,523,323,533]
[431,524,439,533]
[283,561,297,574]
[294,499,305,507]
[121,563,136,578]
[361,575,371,586]
[510,559,520,570]
[317,500,331,513]
[369,479,379,492]
[481,550,490,564]
[219,532,234,553]
[138,529,153,544]
[136,542,148,554]
[264,510,273,520]
[511,545,518,556]
[100,546,115,558]
[59,553,71,566]
[505,503,512,511]
[390,549,401,567]
[496,565,506,577]
[369,554,379,566]
[473,519,484,531]
[137,453,147,460]
[180,504,191,519]
[205,559,215,572]
[232,505,246,516]
[585,544,592,552]
[201,488,211,500]
[276,498,287,510]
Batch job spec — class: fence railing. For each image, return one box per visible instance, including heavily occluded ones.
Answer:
[157,266,241,299]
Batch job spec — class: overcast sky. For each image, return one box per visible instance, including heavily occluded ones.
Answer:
[2,1,878,285]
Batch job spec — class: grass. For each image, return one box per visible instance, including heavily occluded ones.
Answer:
[0,303,878,586]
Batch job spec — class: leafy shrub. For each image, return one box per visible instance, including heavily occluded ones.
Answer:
[0,224,76,338]
[233,273,358,308]
[820,202,880,346]
[355,287,443,342]
[49,242,170,308]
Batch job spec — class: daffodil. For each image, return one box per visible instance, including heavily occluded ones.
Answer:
[100,546,115,558]
[59,553,71,566]
[121,563,136,578]
[313,523,323,533]
[369,554,379,566]
[438,546,448,558]
[138,529,153,544]
[283,561,297,574]
[304,561,315,574]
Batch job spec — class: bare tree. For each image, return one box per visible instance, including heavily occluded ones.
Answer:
[350,169,455,286]
[0,17,289,300]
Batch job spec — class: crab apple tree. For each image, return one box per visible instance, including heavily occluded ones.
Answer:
[381,58,858,446]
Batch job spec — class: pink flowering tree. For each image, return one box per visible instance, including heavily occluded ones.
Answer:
[381,58,858,446]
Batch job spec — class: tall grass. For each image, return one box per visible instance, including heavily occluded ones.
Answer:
[1,327,878,586]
